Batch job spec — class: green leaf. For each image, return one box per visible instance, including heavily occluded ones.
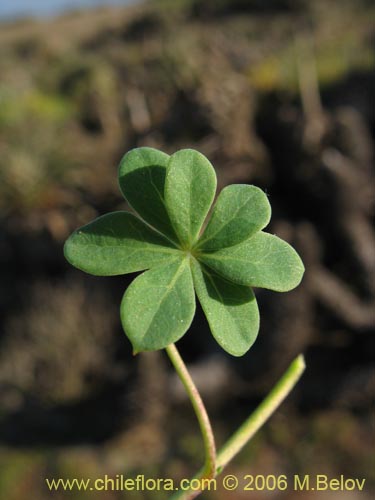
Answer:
[64,211,181,276]
[65,145,305,357]
[118,147,178,243]
[197,184,271,251]
[191,259,259,357]
[199,232,305,292]
[121,256,196,353]
[165,149,217,247]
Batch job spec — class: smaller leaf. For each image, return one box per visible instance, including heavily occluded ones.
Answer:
[165,149,217,247]
[118,147,178,243]
[191,259,259,356]
[200,232,305,292]
[121,256,195,353]
[64,211,181,276]
[197,184,271,251]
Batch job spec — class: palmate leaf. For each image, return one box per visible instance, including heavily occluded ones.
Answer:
[64,211,181,276]
[191,259,259,357]
[121,256,195,353]
[165,149,217,247]
[196,184,271,251]
[65,146,305,357]
[118,147,179,244]
[200,231,305,292]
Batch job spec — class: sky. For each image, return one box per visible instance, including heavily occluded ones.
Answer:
[0,0,137,20]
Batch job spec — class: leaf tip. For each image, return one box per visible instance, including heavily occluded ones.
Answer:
[63,234,74,265]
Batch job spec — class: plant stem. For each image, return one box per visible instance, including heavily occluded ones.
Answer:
[165,343,217,478]
[217,354,305,468]
[170,354,305,500]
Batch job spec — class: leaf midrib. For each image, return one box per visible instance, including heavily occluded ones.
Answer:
[140,257,189,341]
[73,241,180,254]
[197,191,258,248]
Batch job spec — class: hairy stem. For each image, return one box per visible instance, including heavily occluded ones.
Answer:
[165,343,217,479]
[170,354,305,500]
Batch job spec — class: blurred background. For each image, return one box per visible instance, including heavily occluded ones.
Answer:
[0,0,374,498]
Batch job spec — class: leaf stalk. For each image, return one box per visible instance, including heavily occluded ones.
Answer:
[169,354,305,500]
[165,343,217,479]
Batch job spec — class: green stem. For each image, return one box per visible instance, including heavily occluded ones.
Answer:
[170,354,305,500]
[165,343,217,478]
